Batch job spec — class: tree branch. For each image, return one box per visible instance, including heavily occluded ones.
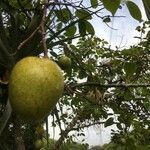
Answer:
[54,114,80,150]
[48,7,104,42]
[17,27,40,51]
[71,82,150,88]
[40,1,48,57]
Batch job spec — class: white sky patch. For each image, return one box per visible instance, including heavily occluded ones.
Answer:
[92,0,147,49]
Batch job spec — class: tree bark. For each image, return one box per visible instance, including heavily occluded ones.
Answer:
[53,114,79,150]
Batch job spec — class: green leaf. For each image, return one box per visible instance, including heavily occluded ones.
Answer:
[75,9,92,20]
[50,51,58,57]
[124,62,137,76]
[90,0,98,8]
[126,1,142,21]
[8,0,32,9]
[142,0,150,20]
[103,17,111,23]
[104,117,114,127]
[65,25,77,37]
[144,97,150,111]
[102,0,121,15]
[78,20,86,36]
[55,8,71,22]
[116,123,123,130]
[85,21,95,35]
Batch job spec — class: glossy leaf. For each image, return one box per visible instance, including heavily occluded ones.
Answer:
[102,0,121,15]
[126,1,142,21]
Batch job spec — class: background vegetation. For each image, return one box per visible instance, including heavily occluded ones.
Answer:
[0,0,149,149]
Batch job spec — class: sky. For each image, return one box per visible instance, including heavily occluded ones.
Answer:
[92,0,147,49]
[47,0,148,147]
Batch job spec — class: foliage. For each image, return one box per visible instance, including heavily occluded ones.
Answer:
[0,0,149,150]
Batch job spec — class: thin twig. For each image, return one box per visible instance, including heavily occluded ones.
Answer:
[54,114,80,150]
[71,82,150,88]
[40,1,48,57]
[17,27,40,51]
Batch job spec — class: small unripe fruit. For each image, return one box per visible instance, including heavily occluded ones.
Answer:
[35,139,43,149]
[9,57,64,121]
[40,148,46,150]
[58,55,71,70]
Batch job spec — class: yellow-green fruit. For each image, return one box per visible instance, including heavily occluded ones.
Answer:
[40,148,46,150]
[41,138,47,147]
[35,139,43,149]
[58,55,71,69]
[8,57,64,121]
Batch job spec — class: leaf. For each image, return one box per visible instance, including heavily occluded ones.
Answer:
[103,17,111,23]
[102,0,121,15]
[90,0,98,8]
[116,123,123,130]
[85,21,95,35]
[126,1,142,21]
[65,25,77,37]
[104,117,114,127]
[78,20,86,36]
[142,0,150,20]
[75,9,92,20]
[55,8,71,22]
[124,62,137,76]
[50,51,58,57]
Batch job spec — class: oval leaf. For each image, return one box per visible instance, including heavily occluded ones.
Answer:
[104,117,114,127]
[65,25,77,37]
[142,0,150,20]
[55,8,71,22]
[75,9,92,20]
[102,0,121,15]
[124,62,137,77]
[90,0,98,8]
[126,1,142,21]
[85,21,95,35]
[78,20,86,36]
[116,123,123,130]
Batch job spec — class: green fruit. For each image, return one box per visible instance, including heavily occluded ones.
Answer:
[41,138,47,147]
[9,57,64,121]
[35,139,43,149]
[40,148,46,150]
[58,55,71,69]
